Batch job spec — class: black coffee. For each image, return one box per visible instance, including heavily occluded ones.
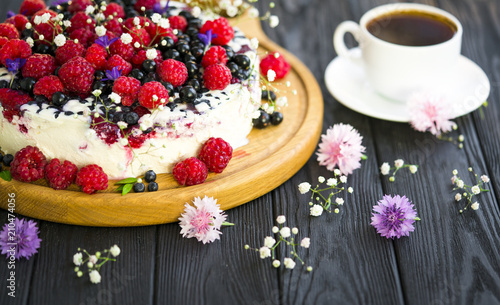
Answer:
[366,10,457,46]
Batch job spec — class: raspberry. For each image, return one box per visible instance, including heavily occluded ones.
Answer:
[104,3,125,19]
[157,59,188,87]
[75,164,108,194]
[19,0,46,16]
[0,88,32,122]
[128,27,151,49]
[55,40,86,65]
[168,15,188,32]
[138,81,169,109]
[198,137,233,173]
[201,46,228,68]
[131,49,162,69]
[123,16,150,30]
[0,37,8,49]
[33,75,64,100]
[91,116,122,145]
[112,76,141,106]
[259,52,291,80]
[104,19,123,36]
[45,158,78,190]
[67,11,96,35]
[203,64,232,90]
[109,39,134,62]
[58,56,95,94]
[0,23,19,40]
[172,157,208,186]
[134,0,157,12]
[10,146,47,183]
[69,27,97,48]
[22,54,57,80]
[68,0,93,14]
[126,125,155,149]
[5,14,29,32]
[32,9,62,45]
[200,17,234,45]
[107,54,132,76]
[85,43,108,70]
[149,26,177,45]
[0,39,32,66]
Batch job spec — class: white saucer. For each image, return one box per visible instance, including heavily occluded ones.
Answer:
[324,48,490,122]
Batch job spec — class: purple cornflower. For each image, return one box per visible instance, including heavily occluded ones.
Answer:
[95,35,119,49]
[198,29,217,47]
[50,0,70,5]
[6,10,15,18]
[371,195,418,239]
[153,0,170,15]
[0,218,41,260]
[6,58,26,74]
[102,67,122,81]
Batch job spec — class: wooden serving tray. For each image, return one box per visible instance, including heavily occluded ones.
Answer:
[0,15,324,227]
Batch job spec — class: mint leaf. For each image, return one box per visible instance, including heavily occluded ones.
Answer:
[0,171,12,182]
[122,183,133,196]
[116,185,125,192]
[115,177,138,185]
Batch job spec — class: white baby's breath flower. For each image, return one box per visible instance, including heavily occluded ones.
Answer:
[481,175,490,183]
[55,14,64,22]
[121,33,133,44]
[471,202,480,210]
[133,17,140,25]
[291,227,298,235]
[394,159,404,168]
[300,237,310,248]
[117,121,128,129]
[109,92,121,104]
[265,105,274,114]
[272,226,279,234]
[267,69,276,82]
[259,246,271,259]
[92,89,102,96]
[452,169,458,175]
[280,227,291,238]
[95,25,107,37]
[340,175,347,183]
[226,5,238,17]
[192,6,201,18]
[151,13,161,24]
[38,34,45,41]
[41,13,51,24]
[348,187,353,193]
[26,37,34,47]
[25,22,32,29]
[54,34,66,47]
[248,7,259,18]
[298,182,311,194]
[63,20,71,28]
[455,193,462,201]
[89,255,98,264]
[85,5,96,15]
[272,260,280,268]
[95,13,105,22]
[119,138,128,146]
[471,185,481,195]
[89,270,101,284]
[335,198,344,205]
[264,236,276,248]
[110,245,121,257]
[276,215,286,224]
[146,49,157,60]
[409,165,418,174]
[33,15,42,25]
[159,18,170,29]
[250,37,259,50]
[269,15,279,28]
[276,96,288,107]
[310,204,323,217]
[380,162,390,175]
[283,257,296,269]
[326,178,337,186]
[73,253,83,266]
[318,176,325,183]
[456,180,465,188]
[334,169,341,176]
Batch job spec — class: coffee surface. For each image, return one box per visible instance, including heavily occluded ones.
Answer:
[366,10,457,46]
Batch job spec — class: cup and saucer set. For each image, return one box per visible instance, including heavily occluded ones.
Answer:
[324,3,490,122]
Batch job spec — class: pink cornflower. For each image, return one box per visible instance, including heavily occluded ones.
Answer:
[407,92,456,136]
[316,123,366,175]
[179,196,227,244]
[371,195,418,239]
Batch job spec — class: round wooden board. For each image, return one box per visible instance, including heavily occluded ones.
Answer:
[0,15,324,227]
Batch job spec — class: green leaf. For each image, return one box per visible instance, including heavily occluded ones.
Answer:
[122,183,133,196]
[115,177,138,185]
[0,170,12,182]
[116,185,125,192]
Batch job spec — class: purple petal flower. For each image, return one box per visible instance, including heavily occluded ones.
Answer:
[153,0,170,14]
[102,67,122,81]
[6,58,27,74]
[6,10,15,19]
[371,195,418,239]
[0,218,41,260]
[95,36,119,49]
[198,30,218,47]
[50,0,70,5]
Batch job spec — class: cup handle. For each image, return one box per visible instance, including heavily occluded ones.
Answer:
[333,21,363,67]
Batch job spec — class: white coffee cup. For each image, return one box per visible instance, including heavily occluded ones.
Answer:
[333,3,463,102]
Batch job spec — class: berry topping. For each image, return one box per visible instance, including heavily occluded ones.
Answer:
[45,158,78,190]
[0,39,32,66]
[0,88,33,122]
[107,54,132,76]
[157,59,188,87]
[200,17,234,46]
[201,46,228,68]
[91,117,122,145]
[260,52,291,80]
[75,164,109,195]
[55,40,86,65]
[0,23,20,40]
[22,54,57,80]
[104,3,125,20]
[19,0,46,16]
[134,0,157,12]
[109,39,135,62]
[58,56,95,94]
[198,137,233,173]
[5,14,29,32]
[138,81,169,109]
[85,43,108,70]
[172,157,208,186]
[10,146,47,183]
[112,76,141,107]
[68,0,93,14]
[168,15,188,32]
[33,75,64,100]
[203,64,232,90]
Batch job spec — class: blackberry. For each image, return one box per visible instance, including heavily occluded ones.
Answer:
[271,112,283,125]
[124,112,139,125]
[180,86,197,103]
[147,181,159,192]
[142,59,157,73]
[133,182,145,193]
[52,92,68,107]
[262,90,277,102]
[233,54,250,70]
[2,154,13,167]
[144,170,156,182]
[129,69,145,81]
[253,111,270,129]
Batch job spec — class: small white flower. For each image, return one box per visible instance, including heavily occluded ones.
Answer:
[38,34,45,41]
[481,175,490,183]
[25,22,32,30]
[310,204,323,217]
[95,25,107,37]
[159,18,170,29]
[54,34,66,47]
[250,37,259,50]
[394,159,404,168]
[300,237,310,248]
[276,215,286,224]
[110,244,121,257]
[471,185,481,195]
[348,187,353,193]
[409,165,418,174]
[272,226,279,234]
[95,13,105,22]
[226,5,239,17]
[471,202,480,210]
[89,255,98,264]
[134,42,141,48]
[452,169,458,175]
[340,176,347,183]
[146,49,158,60]
[248,7,259,18]
[455,193,462,201]
[121,33,133,44]
[120,138,129,146]
[269,15,279,28]
[85,5,96,15]
[318,176,325,183]
[41,13,51,24]
[191,7,201,18]
[55,14,64,22]
[334,208,340,214]
[151,13,161,24]
[109,92,121,104]
[73,253,83,266]
[380,162,390,175]
[307,266,313,272]
[259,246,271,259]
[33,15,42,25]
[280,227,291,238]
[117,121,128,129]
[63,20,71,28]
[267,69,276,82]
[264,236,276,248]
[133,17,140,26]
[456,180,465,188]
[283,257,296,269]
[26,37,34,47]
[326,178,337,186]
[291,227,298,235]
[298,182,311,194]
[335,198,344,205]
[92,89,102,96]
[274,52,280,59]
[334,169,341,176]
[89,270,101,284]
[87,261,94,268]
[458,135,465,142]
[276,96,288,107]
[272,260,280,268]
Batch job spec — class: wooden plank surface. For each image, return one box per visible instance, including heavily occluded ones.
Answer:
[1,0,500,304]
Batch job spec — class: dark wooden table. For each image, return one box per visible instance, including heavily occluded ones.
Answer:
[2,0,500,304]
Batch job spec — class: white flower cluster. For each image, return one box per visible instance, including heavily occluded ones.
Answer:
[73,245,121,284]
[452,168,490,213]
[380,159,418,182]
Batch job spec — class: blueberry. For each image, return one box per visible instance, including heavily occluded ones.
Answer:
[233,54,250,69]
[147,182,159,192]
[159,36,175,52]
[113,111,125,123]
[185,27,198,38]
[52,91,68,107]
[180,86,197,103]
[133,182,145,193]
[144,170,156,183]
[124,112,139,125]
[92,81,108,92]
[252,111,270,129]
[179,11,194,20]
[262,90,277,102]
[271,112,283,125]
[177,34,191,43]
[188,18,202,29]
[129,69,145,81]
[142,59,157,73]
[10,79,21,90]
[20,77,36,94]
[2,154,14,167]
